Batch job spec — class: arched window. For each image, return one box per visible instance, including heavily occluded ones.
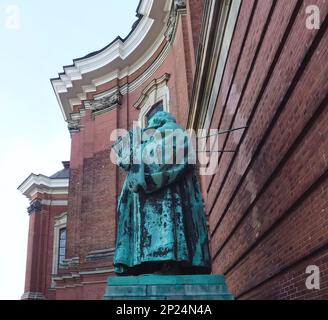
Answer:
[134,74,170,128]
[52,213,67,276]
[145,101,164,125]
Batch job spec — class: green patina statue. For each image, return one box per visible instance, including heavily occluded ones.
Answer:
[112,112,211,276]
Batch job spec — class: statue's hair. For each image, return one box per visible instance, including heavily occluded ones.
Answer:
[148,111,177,128]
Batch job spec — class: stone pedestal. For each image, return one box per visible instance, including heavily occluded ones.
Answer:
[104,274,234,300]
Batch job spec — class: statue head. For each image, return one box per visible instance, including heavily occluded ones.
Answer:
[147,111,177,128]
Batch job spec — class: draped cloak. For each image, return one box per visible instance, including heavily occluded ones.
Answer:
[112,113,211,275]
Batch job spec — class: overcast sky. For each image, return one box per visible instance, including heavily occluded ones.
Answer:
[0,0,138,300]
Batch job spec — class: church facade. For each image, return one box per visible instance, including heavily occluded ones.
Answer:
[19,0,328,300]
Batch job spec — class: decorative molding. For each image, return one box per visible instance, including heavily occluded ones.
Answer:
[134,73,170,109]
[54,212,68,224]
[21,292,46,300]
[65,88,122,133]
[67,109,86,134]
[27,199,42,215]
[120,40,171,96]
[52,267,114,282]
[41,200,68,206]
[51,0,171,121]
[86,248,115,261]
[18,174,69,200]
[87,39,171,102]
[133,73,171,128]
[51,267,114,289]
[87,89,121,115]
[175,0,186,6]
[61,257,80,268]
[165,0,187,41]
[68,118,81,133]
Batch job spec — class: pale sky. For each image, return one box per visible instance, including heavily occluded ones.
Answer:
[0,0,138,300]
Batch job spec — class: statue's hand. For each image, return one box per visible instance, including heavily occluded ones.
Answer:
[127,178,140,193]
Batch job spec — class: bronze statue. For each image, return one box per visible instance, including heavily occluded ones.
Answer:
[112,112,211,276]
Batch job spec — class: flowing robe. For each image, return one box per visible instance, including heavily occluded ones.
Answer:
[113,119,211,275]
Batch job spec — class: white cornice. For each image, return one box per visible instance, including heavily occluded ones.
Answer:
[51,0,172,121]
[18,174,69,199]
[72,17,153,74]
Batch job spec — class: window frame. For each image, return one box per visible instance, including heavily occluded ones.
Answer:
[58,227,67,269]
[145,100,164,125]
[134,74,170,128]
[52,213,67,277]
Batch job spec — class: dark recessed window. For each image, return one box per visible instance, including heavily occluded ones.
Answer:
[58,228,66,268]
[146,101,164,125]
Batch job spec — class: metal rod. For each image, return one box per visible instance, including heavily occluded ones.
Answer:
[198,126,248,139]
[199,150,236,153]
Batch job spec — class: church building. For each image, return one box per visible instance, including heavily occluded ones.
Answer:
[19,0,328,300]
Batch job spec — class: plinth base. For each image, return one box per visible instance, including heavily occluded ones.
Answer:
[104,274,234,300]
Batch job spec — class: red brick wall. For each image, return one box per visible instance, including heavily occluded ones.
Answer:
[24,202,68,300]
[55,273,112,300]
[68,109,119,259]
[207,0,328,299]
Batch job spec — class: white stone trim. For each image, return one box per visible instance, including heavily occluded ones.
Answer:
[79,268,115,276]
[27,187,69,197]
[18,174,69,200]
[85,248,115,261]
[92,31,166,89]
[51,0,172,120]
[122,41,171,96]
[70,35,171,114]
[91,86,121,101]
[21,292,46,300]
[52,267,115,287]
[134,73,171,127]
[41,200,68,206]
[74,17,154,73]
